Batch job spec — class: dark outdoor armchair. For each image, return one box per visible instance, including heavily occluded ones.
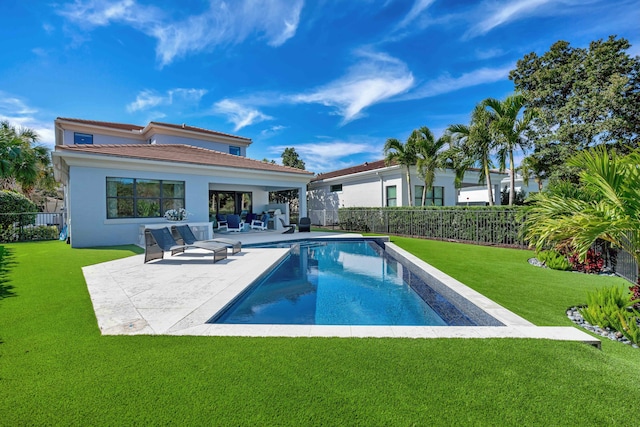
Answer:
[298,217,311,232]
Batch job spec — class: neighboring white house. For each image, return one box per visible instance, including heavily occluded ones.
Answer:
[52,118,313,248]
[458,172,546,205]
[307,159,507,225]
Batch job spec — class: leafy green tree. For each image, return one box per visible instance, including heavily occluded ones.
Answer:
[413,126,447,206]
[448,103,496,205]
[384,134,418,206]
[270,147,305,212]
[509,36,640,182]
[281,147,305,169]
[483,94,535,205]
[523,146,640,283]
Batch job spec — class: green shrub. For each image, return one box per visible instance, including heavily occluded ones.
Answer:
[0,190,37,228]
[537,250,572,271]
[0,225,58,242]
[580,286,640,345]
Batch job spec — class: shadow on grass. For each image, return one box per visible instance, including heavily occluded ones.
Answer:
[0,246,16,301]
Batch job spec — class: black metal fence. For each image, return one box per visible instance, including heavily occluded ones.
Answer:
[338,207,638,285]
[0,212,65,243]
[338,208,526,247]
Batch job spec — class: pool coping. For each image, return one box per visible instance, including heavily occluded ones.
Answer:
[81,231,601,347]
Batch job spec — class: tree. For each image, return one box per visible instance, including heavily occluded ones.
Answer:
[523,145,640,284]
[518,154,545,192]
[0,121,55,200]
[483,94,535,205]
[384,134,418,206]
[270,147,305,212]
[281,147,305,169]
[509,36,640,182]
[413,126,447,206]
[447,103,496,205]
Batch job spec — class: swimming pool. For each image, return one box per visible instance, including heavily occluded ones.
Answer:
[209,239,502,326]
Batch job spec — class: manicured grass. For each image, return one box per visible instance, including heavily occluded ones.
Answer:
[1,239,640,425]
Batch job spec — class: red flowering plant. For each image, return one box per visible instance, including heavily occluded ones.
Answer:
[568,248,605,274]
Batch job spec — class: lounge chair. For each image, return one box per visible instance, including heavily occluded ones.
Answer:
[250,213,269,231]
[299,217,311,232]
[279,217,296,234]
[215,214,228,231]
[226,214,244,232]
[171,224,241,254]
[144,227,228,263]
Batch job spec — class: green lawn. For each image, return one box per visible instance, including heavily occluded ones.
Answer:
[1,239,639,425]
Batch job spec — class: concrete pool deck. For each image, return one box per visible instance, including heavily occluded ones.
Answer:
[82,231,600,346]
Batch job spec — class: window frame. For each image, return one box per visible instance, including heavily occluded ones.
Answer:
[74,132,93,144]
[106,177,186,219]
[385,185,397,207]
[229,146,241,156]
[330,184,342,192]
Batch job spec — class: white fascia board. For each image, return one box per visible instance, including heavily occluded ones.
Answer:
[53,151,312,185]
[312,164,402,186]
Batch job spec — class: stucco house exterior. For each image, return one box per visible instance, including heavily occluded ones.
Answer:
[307,159,507,225]
[52,118,312,248]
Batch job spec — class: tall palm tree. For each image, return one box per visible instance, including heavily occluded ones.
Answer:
[384,134,418,206]
[413,126,447,206]
[447,103,496,205]
[483,94,534,205]
[524,145,640,282]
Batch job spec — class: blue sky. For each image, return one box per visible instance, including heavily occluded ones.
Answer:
[1,0,638,173]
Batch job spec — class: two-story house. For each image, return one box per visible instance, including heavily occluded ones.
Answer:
[52,118,312,247]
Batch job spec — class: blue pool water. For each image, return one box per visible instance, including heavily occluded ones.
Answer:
[210,239,478,326]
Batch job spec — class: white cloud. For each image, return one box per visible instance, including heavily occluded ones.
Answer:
[58,0,303,66]
[260,125,286,138]
[291,50,414,124]
[214,99,272,131]
[464,0,554,39]
[400,64,513,100]
[270,139,382,173]
[395,0,436,30]
[0,91,54,147]
[126,88,207,112]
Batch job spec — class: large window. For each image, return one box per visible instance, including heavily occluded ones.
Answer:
[106,177,185,219]
[415,185,444,206]
[386,186,397,207]
[74,132,93,144]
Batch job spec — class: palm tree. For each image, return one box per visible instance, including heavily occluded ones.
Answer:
[384,134,418,206]
[524,145,640,283]
[518,154,545,192]
[0,121,53,197]
[483,94,534,205]
[447,103,496,205]
[413,126,447,206]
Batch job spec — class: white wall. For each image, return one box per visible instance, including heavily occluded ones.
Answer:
[68,166,212,248]
[63,130,140,145]
[153,134,246,155]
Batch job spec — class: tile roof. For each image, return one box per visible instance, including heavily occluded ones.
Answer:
[56,117,144,131]
[312,159,394,181]
[56,144,313,175]
[149,121,251,141]
[56,117,251,141]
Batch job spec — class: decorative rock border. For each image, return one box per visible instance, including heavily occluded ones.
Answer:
[566,307,639,348]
